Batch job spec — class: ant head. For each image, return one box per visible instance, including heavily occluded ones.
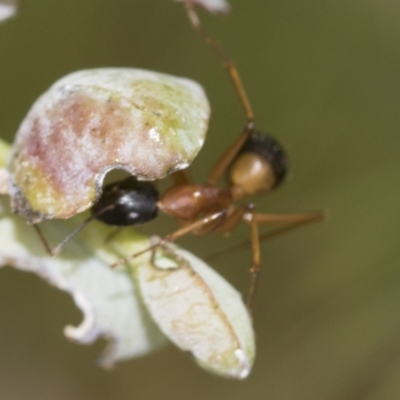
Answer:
[92,176,159,226]
[229,131,287,198]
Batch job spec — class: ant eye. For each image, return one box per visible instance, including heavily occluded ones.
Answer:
[239,131,288,188]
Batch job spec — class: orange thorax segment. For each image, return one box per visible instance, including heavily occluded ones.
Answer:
[158,184,232,220]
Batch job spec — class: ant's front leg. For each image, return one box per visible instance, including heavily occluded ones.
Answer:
[110,210,227,269]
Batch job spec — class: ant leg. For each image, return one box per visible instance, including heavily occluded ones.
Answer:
[187,203,261,314]
[207,204,265,313]
[207,211,325,262]
[207,122,254,185]
[245,211,324,311]
[216,204,254,234]
[182,2,256,185]
[171,169,191,186]
[148,237,190,271]
[257,212,325,242]
[244,211,325,226]
[32,204,116,256]
[247,215,261,314]
[183,1,254,122]
[204,210,324,311]
[110,210,227,269]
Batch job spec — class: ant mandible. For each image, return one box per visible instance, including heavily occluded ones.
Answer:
[34,2,323,312]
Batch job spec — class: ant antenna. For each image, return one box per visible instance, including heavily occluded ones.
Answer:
[33,204,115,256]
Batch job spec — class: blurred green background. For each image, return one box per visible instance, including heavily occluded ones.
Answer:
[1,0,400,399]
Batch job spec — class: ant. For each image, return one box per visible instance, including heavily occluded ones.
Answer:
[33,2,324,313]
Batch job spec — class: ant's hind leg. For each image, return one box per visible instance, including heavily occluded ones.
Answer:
[181,2,256,185]
[244,210,325,312]
[206,210,325,263]
[207,122,254,185]
[244,211,325,229]
[183,1,254,123]
[247,215,261,315]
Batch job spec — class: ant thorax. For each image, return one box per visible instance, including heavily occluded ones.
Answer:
[158,184,232,221]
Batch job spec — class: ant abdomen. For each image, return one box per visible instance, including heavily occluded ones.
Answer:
[229,131,288,197]
[92,177,159,226]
